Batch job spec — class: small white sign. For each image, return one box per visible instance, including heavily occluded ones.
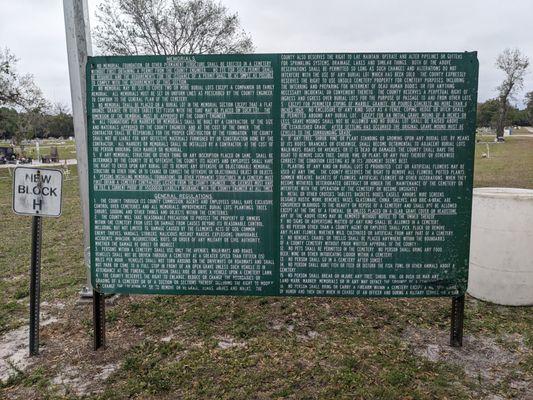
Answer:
[12,167,63,217]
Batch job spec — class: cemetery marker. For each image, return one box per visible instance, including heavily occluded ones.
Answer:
[86,52,478,349]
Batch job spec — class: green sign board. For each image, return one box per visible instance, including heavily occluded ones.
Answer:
[87,52,478,297]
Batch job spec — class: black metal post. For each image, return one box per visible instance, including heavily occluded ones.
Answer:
[93,289,106,350]
[450,294,465,347]
[29,215,42,356]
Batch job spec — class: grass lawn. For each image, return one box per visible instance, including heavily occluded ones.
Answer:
[474,135,533,188]
[0,138,532,399]
[509,127,533,135]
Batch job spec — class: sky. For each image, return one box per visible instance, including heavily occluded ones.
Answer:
[1,0,532,110]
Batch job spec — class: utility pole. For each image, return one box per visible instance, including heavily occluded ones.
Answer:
[63,0,93,297]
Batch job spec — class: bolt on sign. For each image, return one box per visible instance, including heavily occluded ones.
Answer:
[13,167,63,217]
[86,52,478,297]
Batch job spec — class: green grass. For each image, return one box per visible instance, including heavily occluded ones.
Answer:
[474,135,533,188]
[509,127,533,135]
[0,140,532,399]
[96,309,471,399]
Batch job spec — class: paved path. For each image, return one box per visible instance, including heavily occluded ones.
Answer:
[0,159,77,169]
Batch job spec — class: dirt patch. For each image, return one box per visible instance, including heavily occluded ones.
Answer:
[268,320,294,332]
[0,295,147,399]
[297,330,320,341]
[216,336,246,350]
[51,363,118,396]
[41,300,66,310]
[403,326,532,398]
[3,274,25,283]
[0,316,58,383]
[160,334,175,343]
[0,326,32,384]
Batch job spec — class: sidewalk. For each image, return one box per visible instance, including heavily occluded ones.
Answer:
[0,159,78,169]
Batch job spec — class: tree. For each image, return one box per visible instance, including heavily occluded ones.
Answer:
[94,0,253,56]
[526,91,533,126]
[0,107,18,140]
[507,107,529,126]
[0,47,48,110]
[0,47,49,147]
[495,48,529,139]
[0,48,19,105]
[477,99,500,128]
[13,111,47,149]
[46,103,74,138]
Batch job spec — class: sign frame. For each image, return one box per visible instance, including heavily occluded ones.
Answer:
[86,52,478,298]
[85,52,478,349]
[12,166,64,218]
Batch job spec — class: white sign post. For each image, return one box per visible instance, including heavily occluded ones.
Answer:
[12,167,63,356]
[64,0,93,299]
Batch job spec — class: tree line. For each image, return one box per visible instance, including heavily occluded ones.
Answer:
[1,0,532,145]
[0,47,73,143]
[0,105,74,142]
[477,93,533,129]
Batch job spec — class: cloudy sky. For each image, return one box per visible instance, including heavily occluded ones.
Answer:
[1,0,532,109]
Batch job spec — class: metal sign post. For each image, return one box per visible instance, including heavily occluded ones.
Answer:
[29,215,42,356]
[13,167,63,356]
[450,295,465,347]
[93,290,106,350]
